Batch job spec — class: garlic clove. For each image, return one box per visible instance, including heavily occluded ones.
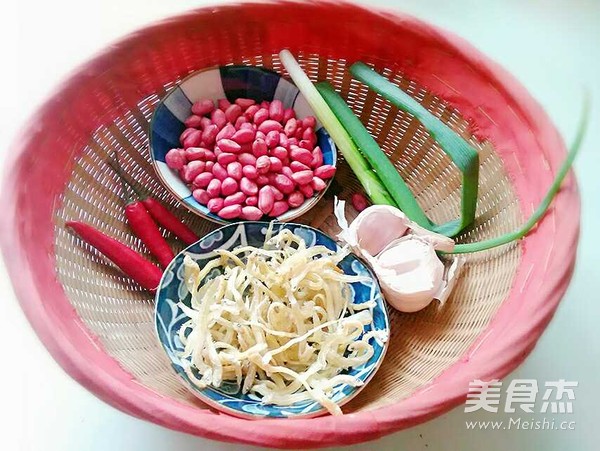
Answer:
[377,236,443,275]
[334,199,407,257]
[380,279,440,313]
[353,205,409,256]
[374,236,445,312]
[334,198,410,257]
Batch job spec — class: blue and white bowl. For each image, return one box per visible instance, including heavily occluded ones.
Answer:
[155,222,389,419]
[149,66,337,224]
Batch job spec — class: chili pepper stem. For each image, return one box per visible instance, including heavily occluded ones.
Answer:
[107,153,148,200]
[115,162,135,205]
[107,151,200,246]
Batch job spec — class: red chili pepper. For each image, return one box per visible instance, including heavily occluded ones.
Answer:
[108,155,199,246]
[66,221,163,291]
[142,198,199,245]
[125,201,175,268]
[110,155,175,268]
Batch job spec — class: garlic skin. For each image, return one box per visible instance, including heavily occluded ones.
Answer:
[335,198,463,313]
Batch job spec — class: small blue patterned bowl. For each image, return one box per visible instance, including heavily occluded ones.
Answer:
[149,66,337,224]
[154,222,389,419]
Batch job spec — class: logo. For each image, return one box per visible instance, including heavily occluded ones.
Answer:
[464,379,577,430]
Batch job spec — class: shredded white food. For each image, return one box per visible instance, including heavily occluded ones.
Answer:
[177,227,376,415]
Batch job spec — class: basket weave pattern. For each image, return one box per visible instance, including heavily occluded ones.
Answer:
[2,2,578,448]
[55,52,521,412]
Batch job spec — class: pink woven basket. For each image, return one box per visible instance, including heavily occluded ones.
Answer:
[0,1,578,448]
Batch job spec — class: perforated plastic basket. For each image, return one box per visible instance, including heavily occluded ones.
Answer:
[0,1,579,448]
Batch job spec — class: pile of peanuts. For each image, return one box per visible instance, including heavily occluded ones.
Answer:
[165,98,335,220]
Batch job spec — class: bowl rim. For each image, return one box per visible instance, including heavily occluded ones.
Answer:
[0,1,580,448]
[148,65,337,225]
[153,221,390,419]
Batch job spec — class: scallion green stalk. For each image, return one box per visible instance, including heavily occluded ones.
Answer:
[279,50,395,206]
[447,95,590,254]
[350,62,480,237]
[315,81,432,228]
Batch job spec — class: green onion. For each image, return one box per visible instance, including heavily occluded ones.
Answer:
[447,95,590,254]
[315,81,432,228]
[350,62,480,237]
[278,50,396,206]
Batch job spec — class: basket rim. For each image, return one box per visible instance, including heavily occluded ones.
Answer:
[0,1,580,448]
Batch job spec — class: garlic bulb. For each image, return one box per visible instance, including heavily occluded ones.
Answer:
[335,199,464,312]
